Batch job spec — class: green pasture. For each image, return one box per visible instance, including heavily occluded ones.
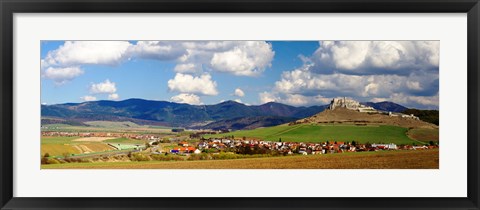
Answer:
[205,124,423,145]
[41,136,81,144]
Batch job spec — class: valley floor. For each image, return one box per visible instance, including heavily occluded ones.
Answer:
[42,149,438,169]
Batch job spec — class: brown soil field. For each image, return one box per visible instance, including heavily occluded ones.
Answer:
[42,149,438,169]
[296,108,438,129]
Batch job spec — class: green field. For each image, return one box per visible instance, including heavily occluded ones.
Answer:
[41,136,81,144]
[206,124,424,144]
[41,121,174,134]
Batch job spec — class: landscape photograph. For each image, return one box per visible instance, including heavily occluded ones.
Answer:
[40,40,440,169]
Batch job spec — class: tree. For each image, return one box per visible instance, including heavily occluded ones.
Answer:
[43,153,50,158]
[279,138,282,142]
[351,141,356,146]
[429,141,435,146]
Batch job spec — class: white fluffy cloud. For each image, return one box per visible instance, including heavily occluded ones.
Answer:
[174,63,198,73]
[128,41,187,60]
[262,41,440,108]
[313,41,439,74]
[80,95,97,101]
[384,93,439,108]
[42,41,275,86]
[209,41,275,76]
[259,92,279,104]
[108,93,120,100]
[234,88,245,97]
[167,73,218,96]
[89,79,117,94]
[258,91,330,106]
[266,60,438,108]
[278,69,437,99]
[170,93,202,105]
[42,41,132,68]
[86,79,120,101]
[42,66,84,85]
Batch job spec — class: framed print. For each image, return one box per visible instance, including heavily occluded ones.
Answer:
[1,0,479,209]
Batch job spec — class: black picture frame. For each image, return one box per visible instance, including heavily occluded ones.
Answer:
[1,0,479,209]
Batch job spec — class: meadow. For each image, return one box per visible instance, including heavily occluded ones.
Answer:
[42,149,439,169]
[41,121,174,134]
[205,124,425,145]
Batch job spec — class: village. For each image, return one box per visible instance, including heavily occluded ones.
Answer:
[169,137,438,156]
[41,130,438,160]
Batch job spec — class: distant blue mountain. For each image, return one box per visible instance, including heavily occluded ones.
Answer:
[41,98,409,129]
[361,101,408,113]
[41,99,328,128]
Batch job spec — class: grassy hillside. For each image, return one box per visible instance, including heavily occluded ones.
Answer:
[205,124,423,145]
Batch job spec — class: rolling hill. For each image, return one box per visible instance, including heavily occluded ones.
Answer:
[42,99,329,128]
[41,98,420,130]
[206,106,439,144]
[293,107,438,129]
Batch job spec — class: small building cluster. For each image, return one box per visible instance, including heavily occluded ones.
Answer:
[165,138,437,155]
[388,112,420,120]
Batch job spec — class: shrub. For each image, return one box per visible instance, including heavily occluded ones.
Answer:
[41,157,48,164]
[131,153,150,161]
[151,154,184,161]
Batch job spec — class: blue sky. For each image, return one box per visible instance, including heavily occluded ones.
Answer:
[41,41,439,109]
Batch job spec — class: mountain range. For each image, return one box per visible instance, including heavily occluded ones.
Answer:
[41,98,409,130]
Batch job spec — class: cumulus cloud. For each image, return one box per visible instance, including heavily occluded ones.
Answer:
[312,41,439,75]
[42,41,132,68]
[167,73,218,95]
[86,79,120,101]
[209,41,275,76]
[89,79,117,94]
[108,93,120,100]
[42,41,275,85]
[259,91,330,106]
[128,41,187,60]
[170,93,202,105]
[234,88,245,97]
[262,40,440,108]
[42,66,84,85]
[259,92,279,104]
[272,67,438,106]
[174,63,198,73]
[384,93,439,108]
[80,95,97,101]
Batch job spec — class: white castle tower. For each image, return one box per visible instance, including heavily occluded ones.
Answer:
[328,97,377,113]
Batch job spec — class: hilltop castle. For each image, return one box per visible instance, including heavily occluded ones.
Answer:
[328,97,377,113]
